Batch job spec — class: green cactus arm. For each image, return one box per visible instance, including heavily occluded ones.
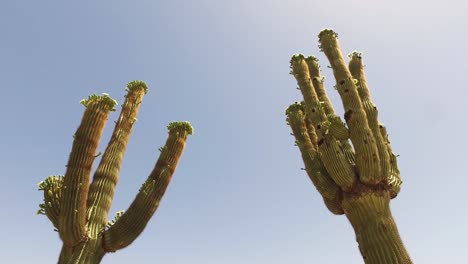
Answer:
[304,57,349,140]
[286,103,341,203]
[305,55,355,164]
[86,81,147,237]
[101,122,192,252]
[342,192,411,263]
[59,94,116,247]
[286,104,343,215]
[379,125,402,197]
[348,52,391,183]
[318,29,382,185]
[37,175,64,229]
[290,54,356,190]
[305,55,335,116]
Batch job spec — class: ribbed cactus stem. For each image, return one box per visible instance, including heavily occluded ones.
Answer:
[305,55,355,165]
[290,54,356,190]
[59,94,116,247]
[348,52,390,183]
[305,56,335,116]
[286,103,342,203]
[342,192,412,264]
[86,82,147,237]
[59,239,105,264]
[379,125,402,197]
[102,121,193,252]
[319,29,381,184]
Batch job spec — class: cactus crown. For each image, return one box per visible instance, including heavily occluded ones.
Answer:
[126,80,148,94]
[348,51,363,59]
[167,121,194,135]
[38,175,63,191]
[285,101,305,116]
[290,53,306,64]
[80,93,118,111]
[305,55,319,62]
[318,28,338,40]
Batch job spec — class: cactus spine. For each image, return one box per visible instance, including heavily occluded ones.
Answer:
[286,30,411,263]
[38,81,193,263]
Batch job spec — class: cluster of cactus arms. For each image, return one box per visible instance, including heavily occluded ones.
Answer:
[37,81,193,264]
[286,30,412,264]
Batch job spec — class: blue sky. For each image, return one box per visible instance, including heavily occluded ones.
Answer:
[1,0,467,263]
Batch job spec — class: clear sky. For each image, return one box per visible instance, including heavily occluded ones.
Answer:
[2,0,467,263]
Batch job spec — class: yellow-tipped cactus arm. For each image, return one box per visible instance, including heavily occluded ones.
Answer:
[59,94,117,247]
[290,54,356,190]
[102,122,192,252]
[348,52,390,184]
[86,81,148,236]
[38,175,64,229]
[318,29,381,184]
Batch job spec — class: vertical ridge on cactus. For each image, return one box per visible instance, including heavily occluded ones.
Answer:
[37,81,193,263]
[286,30,412,263]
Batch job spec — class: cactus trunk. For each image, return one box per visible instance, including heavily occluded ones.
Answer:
[58,239,105,264]
[343,192,411,263]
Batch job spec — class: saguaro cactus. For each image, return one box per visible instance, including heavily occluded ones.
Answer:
[286,30,412,263]
[37,81,193,263]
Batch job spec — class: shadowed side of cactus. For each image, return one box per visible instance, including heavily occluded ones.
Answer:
[286,30,411,264]
[37,81,193,264]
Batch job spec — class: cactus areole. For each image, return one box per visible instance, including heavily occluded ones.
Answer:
[38,81,193,263]
[286,30,412,263]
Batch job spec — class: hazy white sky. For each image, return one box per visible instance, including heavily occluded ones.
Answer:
[1,0,467,263]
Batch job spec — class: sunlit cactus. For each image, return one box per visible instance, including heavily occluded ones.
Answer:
[286,30,411,263]
[38,80,193,263]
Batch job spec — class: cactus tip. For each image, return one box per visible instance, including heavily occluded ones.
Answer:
[348,51,363,59]
[80,93,118,111]
[285,101,304,116]
[290,53,306,64]
[318,28,338,39]
[126,80,148,94]
[305,55,319,62]
[167,121,194,135]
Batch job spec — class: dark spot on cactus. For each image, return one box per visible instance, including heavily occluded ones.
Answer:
[316,124,321,130]
[312,108,316,112]
[313,77,317,81]
[339,80,345,85]
[344,89,349,93]
[344,110,353,123]
[318,138,324,146]
[364,139,368,144]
